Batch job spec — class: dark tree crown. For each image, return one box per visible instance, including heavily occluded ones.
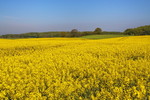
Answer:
[94,28,102,34]
[71,29,78,33]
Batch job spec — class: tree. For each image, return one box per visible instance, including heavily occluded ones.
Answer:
[94,28,102,34]
[124,29,135,35]
[70,29,79,37]
[71,29,78,33]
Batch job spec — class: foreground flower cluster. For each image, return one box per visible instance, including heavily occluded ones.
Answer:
[0,36,150,99]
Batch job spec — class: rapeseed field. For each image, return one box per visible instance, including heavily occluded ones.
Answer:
[0,36,150,100]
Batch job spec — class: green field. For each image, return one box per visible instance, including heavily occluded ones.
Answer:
[80,35,129,39]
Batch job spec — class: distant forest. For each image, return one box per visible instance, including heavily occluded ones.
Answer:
[0,25,150,38]
[124,25,150,35]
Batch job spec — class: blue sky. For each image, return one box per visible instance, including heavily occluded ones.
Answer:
[0,0,150,34]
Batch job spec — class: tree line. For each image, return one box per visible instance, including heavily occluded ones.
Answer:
[0,28,121,39]
[1,25,149,38]
[124,25,150,35]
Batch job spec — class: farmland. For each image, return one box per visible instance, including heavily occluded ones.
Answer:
[0,36,150,99]
[80,34,128,39]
